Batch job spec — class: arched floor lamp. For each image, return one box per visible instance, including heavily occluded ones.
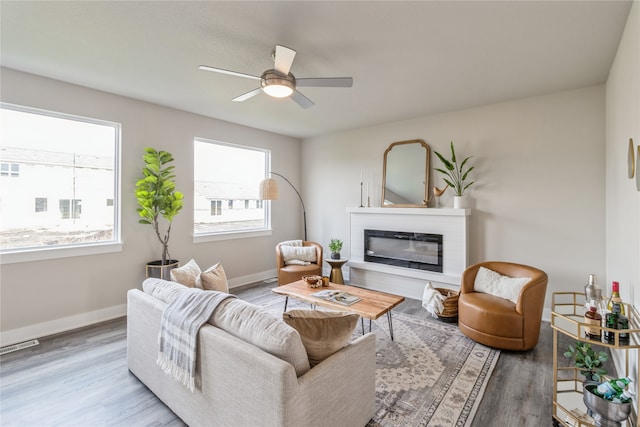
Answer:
[259,171,307,241]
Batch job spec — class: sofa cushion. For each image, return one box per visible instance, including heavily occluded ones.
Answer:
[283,309,359,366]
[200,262,229,293]
[142,278,186,304]
[281,245,317,265]
[473,266,531,304]
[211,299,311,376]
[170,259,201,288]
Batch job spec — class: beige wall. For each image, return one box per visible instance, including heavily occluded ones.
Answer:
[605,0,639,403]
[303,85,606,314]
[0,68,303,344]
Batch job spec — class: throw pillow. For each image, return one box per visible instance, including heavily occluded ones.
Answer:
[200,262,229,293]
[285,259,311,266]
[282,309,359,366]
[170,258,201,288]
[473,266,531,304]
[279,239,303,247]
[281,245,317,265]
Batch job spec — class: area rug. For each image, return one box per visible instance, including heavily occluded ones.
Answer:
[260,296,500,427]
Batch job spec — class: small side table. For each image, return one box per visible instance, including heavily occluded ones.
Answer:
[324,258,348,285]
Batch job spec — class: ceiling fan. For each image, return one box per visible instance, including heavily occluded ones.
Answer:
[199,45,353,109]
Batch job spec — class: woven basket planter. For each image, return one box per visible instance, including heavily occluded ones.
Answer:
[435,288,459,323]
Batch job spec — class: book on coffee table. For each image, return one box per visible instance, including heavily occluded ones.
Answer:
[312,289,362,306]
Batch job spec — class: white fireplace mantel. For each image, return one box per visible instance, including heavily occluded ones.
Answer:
[346,207,470,300]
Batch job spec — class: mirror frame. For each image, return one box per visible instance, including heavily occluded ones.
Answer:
[381,139,430,208]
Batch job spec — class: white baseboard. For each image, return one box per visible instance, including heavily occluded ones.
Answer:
[227,269,277,289]
[0,304,127,347]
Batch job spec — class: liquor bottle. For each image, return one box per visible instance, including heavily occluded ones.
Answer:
[584,306,602,340]
[604,304,619,343]
[607,281,626,315]
[585,274,597,308]
[618,309,630,345]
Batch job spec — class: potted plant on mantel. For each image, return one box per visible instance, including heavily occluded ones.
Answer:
[136,147,184,279]
[433,141,475,209]
[329,238,343,260]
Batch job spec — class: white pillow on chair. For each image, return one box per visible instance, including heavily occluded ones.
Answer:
[473,266,531,304]
[281,245,317,265]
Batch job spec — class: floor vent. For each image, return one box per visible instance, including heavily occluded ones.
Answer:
[263,278,277,284]
[0,339,39,355]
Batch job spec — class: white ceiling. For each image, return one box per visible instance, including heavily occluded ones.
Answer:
[0,1,633,139]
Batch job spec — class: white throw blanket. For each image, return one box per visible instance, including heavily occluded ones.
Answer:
[422,282,446,319]
[157,288,235,392]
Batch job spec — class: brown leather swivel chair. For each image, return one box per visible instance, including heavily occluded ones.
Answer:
[458,261,548,351]
[276,241,323,285]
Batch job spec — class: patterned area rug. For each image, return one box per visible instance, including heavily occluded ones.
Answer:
[260,296,500,427]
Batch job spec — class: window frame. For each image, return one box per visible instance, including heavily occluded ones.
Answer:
[0,103,122,264]
[193,137,272,243]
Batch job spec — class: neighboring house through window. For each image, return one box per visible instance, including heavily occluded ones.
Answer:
[0,103,121,255]
[194,138,269,237]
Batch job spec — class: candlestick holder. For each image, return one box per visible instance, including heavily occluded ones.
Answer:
[359,181,364,207]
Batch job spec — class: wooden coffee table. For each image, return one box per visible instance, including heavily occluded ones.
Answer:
[272,280,405,340]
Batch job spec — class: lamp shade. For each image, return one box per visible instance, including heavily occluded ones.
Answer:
[259,177,279,200]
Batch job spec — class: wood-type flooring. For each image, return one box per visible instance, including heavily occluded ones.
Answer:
[1,282,585,426]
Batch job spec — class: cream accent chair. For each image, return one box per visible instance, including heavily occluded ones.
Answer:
[276,241,323,285]
[458,261,548,351]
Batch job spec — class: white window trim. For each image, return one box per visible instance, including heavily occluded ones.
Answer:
[0,103,122,260]
[1,242,124,265]
[193,228,272,244]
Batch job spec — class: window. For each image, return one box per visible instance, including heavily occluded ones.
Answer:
[194,138,269,236]
[1,162,20,177]
[35,198,47,213]
[0,103,121,254]
[59,199,82,219]
[210,200,222,216]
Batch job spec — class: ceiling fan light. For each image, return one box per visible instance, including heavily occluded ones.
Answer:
[263,84,294,98]
[261,70,295,98]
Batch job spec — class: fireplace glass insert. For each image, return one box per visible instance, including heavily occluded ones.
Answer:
[364,229,443,273]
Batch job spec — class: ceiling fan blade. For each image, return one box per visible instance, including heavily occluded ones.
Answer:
[296,77,353,88]
[199,65,260,81]
[291,90,315,109]
[274,45,296,76]
[232,88,263,102]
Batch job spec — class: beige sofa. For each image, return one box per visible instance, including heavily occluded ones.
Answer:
[127,284,376,427]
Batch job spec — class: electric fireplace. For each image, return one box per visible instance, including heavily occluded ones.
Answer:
[364,229,443,273]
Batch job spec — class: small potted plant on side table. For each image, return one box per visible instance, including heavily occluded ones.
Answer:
[328,238,343,260]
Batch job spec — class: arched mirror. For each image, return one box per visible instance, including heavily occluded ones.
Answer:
[382,139,430,207]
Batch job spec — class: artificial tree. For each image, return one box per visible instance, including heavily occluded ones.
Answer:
[135,147,184,270]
